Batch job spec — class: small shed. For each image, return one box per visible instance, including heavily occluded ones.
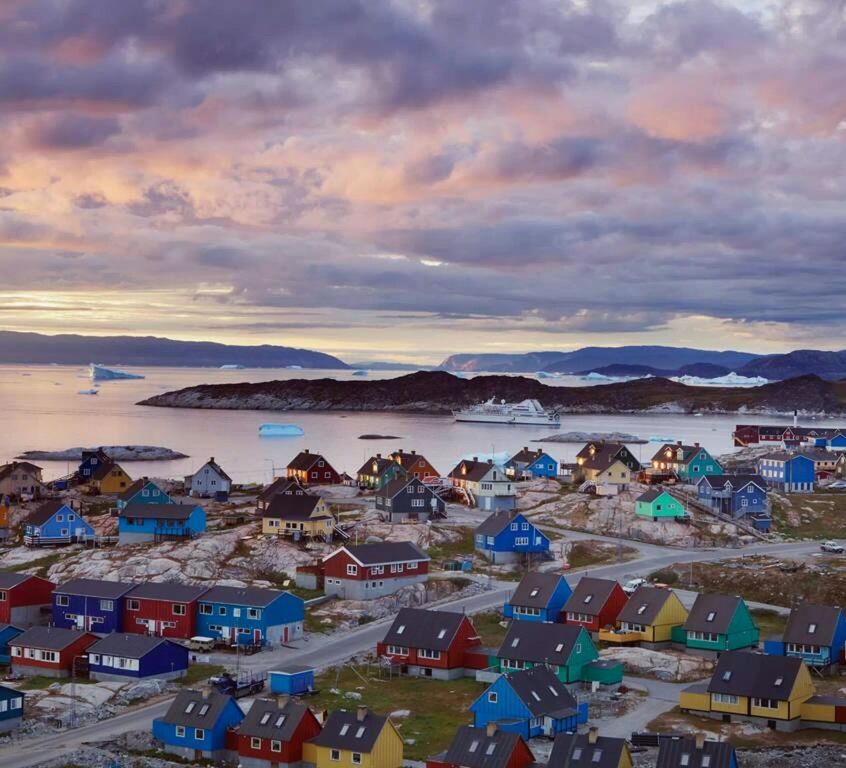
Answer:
[0,684,23,732]
[268,665,315,695]
[581,659,624,686]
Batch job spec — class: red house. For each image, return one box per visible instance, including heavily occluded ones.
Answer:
[235,697,322,768]
[428,724,534,768]
[562,577,628,634]
[123,582,209,639]
[322,541,430,600]
[377,607,487,680]
[0,573,55,626]
[10,626,97,678]
[286,450,341,486]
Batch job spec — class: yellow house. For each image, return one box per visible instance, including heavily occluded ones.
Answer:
[304,708,402,768]
[90,462,132,494]
[680,652,814,729]
[261,493,335,539]
[600,586,688,645]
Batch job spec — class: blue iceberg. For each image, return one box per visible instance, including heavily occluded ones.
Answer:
[90,364,145,381]
[259,423,305,437]
[352,370,368,377]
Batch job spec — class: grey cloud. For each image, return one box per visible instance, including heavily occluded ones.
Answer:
[127,182,195,218]
[74,193,109,209]
[31,114,120,149]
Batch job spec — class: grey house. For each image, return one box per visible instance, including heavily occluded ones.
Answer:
[185,458,232,499]
[322,541,430,600]
[375,476,445,522]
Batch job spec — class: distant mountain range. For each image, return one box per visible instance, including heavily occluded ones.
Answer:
[440,346,846,381]
[0,331,349,369]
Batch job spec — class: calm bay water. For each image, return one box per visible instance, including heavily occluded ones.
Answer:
[1,365,836,484]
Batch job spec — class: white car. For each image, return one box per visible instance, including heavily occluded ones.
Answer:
[623,577,648,595]
[820,540,844,554]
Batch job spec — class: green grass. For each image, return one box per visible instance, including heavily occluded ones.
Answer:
[751,608,788,638]
[20,675,97,690]
[305,600,340,634]
[3,551,68,577]
[771,492,846,539]
[566,540,636,569]
[470,610,508,648]
[427,527,475,565]
[310,665,483,760]
[179,663,227,687]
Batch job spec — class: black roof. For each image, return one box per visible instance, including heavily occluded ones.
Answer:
[684,594,744,635]
[382,608,473,652]
[475,510,523,537]
[656,736,736,768]
[162,689,238,728]
[708,652,804,700]
[448,458,499,482]
[89,633,179,659]
[263,494,325,520]
[308,708,389,752]
[118,503,195,520]
[11,626,96,651]
[698,474,767,491]
[636,487,681,504]
[287,451,332,472]
[783,603,842,647]
[497,622,584,664]
[126,582,209,603]
[758,451,814,462]
[381,475,434,499]
[505,666,577,718]
[562,577,623,619]
[0,573,37,590]
[440,725,528,768]
[509,448,545,465]
[616,586,675,626]
[357,456,398,477]
[549,731,629,768]
[258,477,307,502]
[239,698,311,741]
[509,572,568,610]
[55,578,135,599]
[334,541,429,566]
[199,585,287,608]
[24,500,73,526]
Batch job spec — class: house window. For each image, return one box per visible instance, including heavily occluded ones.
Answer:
[713,693,738,705]
[248,608,260,619]
[175,726,185,738]
[100,600,114,612]
[510,522,518,531]
[56,595,69,607]
[347,564,358,576]
[488,692,498,703]
[419,649,441,660]
[330,749,341,761]
[387,645,408,656]
[173,604,186,616]
[251,737,262,749]
[127,599,140,611]
[199,604,212,615]
[56,514,64,522]
[352,754,362,765]
[271,740,282,752]
[407,561,417,570]
[195,728,205,740]
[218,606,227,616]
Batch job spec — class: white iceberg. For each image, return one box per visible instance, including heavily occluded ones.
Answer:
[89,364,145,381]
[352,370,369,377]
[286,365,303,369]
[259,423,305,437]
[461,451,511,466]
[581,372,652,383]
[219,364,246,369]
[670,372,769,388]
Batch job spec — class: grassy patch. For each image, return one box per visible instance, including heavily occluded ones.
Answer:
[305,600,341,634]
[771,492,846,539]
[179,663,227,687]
[470,610,509,648]
[310,665,482,760]
[566,540,637,569]
[750,608,788,638]
[3,551,69,577]
[20,675,97,690]
[428,527,475,566]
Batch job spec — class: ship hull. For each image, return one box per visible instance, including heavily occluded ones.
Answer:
[453,412,559,426]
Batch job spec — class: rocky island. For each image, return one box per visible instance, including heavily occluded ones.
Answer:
[17,445,188,461]
[138,371,846,415]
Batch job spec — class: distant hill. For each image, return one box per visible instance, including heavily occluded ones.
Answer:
[440,346,758,374]
[0,331,349,369]
[348,361,435,371]
[739,350,846,380]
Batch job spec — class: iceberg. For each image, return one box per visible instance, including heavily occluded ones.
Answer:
[259,423,305,437]
[352,370,369,377]
[670,372,769,388]
[461,450,512,466]
[220,364,246,369]
[89,364,145,381]
[581,372,652,383]
[286,365,303,369]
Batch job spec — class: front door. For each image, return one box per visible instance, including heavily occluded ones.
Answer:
[282,626,288,643]
[255,628,263,645]
[146,619,157,635]
[75,614,85,630]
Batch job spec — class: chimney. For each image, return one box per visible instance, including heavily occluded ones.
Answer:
[486,723,497,738]
[376,453,382,459]
[588,727,599,745]
[695,733,705,750]
[676,440,683,446]
[523,446,528,452]
[304,448,310,454]
[411,450,416,455]
[210,457,214,463]
[694,442,700,448]
[356,706,368,722]
[794,409,798,428]
[472,456,478,462]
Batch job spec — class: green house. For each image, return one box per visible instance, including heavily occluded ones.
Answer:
[651,443,723,482]
[495,622,598,683]
[682,593,759,653]
[634,488,686,519]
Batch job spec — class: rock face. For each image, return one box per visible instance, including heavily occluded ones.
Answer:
[138,371,846,415]
[600,647,714,682]
[16,445,188,461]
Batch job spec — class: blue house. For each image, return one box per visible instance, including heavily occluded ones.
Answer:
[22,501,95,547]
[52,579,134,634]
[470,665,587,739]
[116,479,173,511]
[153,689,244,761]
[0,625,23,665]
[474,511,550,565]
[764,603,846,669]
[88,634,189,681]
[757,452,815,493]
[503,572,571,623]
[117,502,206,544]
[268,664,315,695]
[506,448,558,479]
[826,432,846,451]
[696,474,771,530]
[195,586,304,647]
[77,449,110,482]
[0,684,24,733]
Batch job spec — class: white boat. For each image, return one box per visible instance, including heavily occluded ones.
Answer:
[453,397,560,426]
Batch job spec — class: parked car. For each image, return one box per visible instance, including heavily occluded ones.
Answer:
[820,540,845,554]
[622,577,648,595]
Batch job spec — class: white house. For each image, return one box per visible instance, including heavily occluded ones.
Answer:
[185,458,232,498]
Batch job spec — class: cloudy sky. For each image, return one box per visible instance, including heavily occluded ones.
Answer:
[1,0,845,363]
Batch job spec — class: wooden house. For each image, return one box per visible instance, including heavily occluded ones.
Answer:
[88,633,189,681]
[473,511,550,565]
[303,707,403,768]
[634,489,686,520]
[0,462,44,498]
[322,541,429,600]
[77,449,110,482]
[757,452,816,493]
[696,475,770,529]
[52,578,135,634]
[0,573,54,626]
[261,494,334,540]
[656,734,737,768]
[185,457,232,499]
[0,684,23,733]
[89,461,132,494]
[10,626,97,678]
[682,594,759,655]
[356,455,407,491]
[651,443,722,482]
[506,448,558,479]
[256,478,308,512]
[236,697,322,768]
[375,476,445,522]
[388,449,439,481]
[495,622,600,684]
[562,578,628,634]
[575,443,640,485]
[428,724,534,768]
[116,479,173,510]
[599,586,688,647]
[22,501,95,547]
[549,728,633,768]
[286,450,341,486]
[448,458,516,511]
[765,603,846,669]
[124,582,209,639]
[503,572,572,623]
[0,624,23,665]
[118,502,206,544]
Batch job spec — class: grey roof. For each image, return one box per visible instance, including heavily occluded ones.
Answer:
[505,666,577,718]
[195,458,232,482]
[562,577,622,619]
[162,689,239,728]
[238,697,310,741]
[783,603,843,647]
[0,461,42,481]
[683,594,743,635]
[126,582,209,603]
[616,586,674,626]
[440,725,527,768]
[509,572,568,610]
[0,573,36,590]
[308,709,389,752]
[381,475,435,499]
[651,443,708,466]
[758,451,815,462]
[636,487,681,504]
[549,731,629,768]
[340,541,429,567]
[656,737,736,768]
[11,626,96,651]
[88,633,179,659]
[508,448,545,465]
[448,458,499,482]
[475,511,522,537]
[55,578,135,599]
[258,477,307,502]
[263,494,325,521]
[698,474,767,492]
[497,622,584,664]
[24,500,73,526]
[707,652,804,700]
[577,442,634,472]
[119,503,195,520]
[382,608,472,652]
[199,585,286,608]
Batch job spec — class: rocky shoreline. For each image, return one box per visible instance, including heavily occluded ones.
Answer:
[16,445,188,461]
[137,371,846,415]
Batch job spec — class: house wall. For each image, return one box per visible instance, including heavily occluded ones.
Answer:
[680,689,711,712]
[471,678,534,739]
[153,699,244,757]
[118,507,206,543]
[191,465,231,496]
[123,597,198,639]
[24,508,95,545]
[650,593,689,643]
[196,594,304,647]
[52,592,126,633]
[11,633,96,677]
[237,708,322,764]
[635,493,685,519]
[0,688,23,732]
[96,467,132,494]
[0,577,55,626]
[89,642,188,681]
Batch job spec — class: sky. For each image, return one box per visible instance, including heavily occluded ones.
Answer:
[1,0,845,364]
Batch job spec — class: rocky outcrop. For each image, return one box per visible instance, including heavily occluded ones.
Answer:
[600,646,714,682]
[16,446,188,461]
[138,371,846,415]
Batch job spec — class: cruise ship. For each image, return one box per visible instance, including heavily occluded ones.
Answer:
[453,397,560,426]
